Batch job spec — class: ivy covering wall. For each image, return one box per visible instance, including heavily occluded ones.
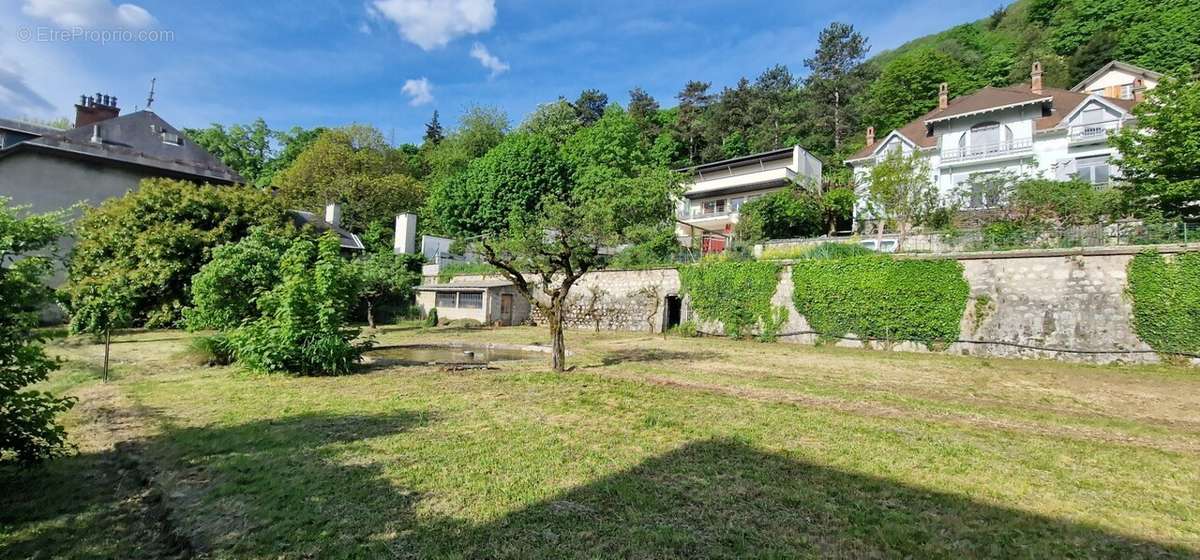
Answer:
[790,256,969,346]
[1126,251,1200,355]
[678,260,785,340]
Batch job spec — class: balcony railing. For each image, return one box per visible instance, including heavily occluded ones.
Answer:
[1069,120,1122,144]
[678,207,737,221]
[941,137,1034,164]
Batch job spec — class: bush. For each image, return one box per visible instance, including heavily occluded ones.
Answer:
[759,242,871,261]
[736,187,825,243]
[186,333,235,366]
[425,308,439,327]
[678,259,786,339]
[352,252,423,328]
[1126,251,1200,355]
[609,225,682,269]
[227,232,369,375]
[184,227,296,331]
[1,199,75,464]
[669,320,699,337]
[66,178,287,331]
[791,256,969,347]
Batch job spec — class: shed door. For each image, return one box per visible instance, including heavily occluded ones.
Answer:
[500,294,514,326]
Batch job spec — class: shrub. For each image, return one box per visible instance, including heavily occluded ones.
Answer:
[678,259,785,339]
[669,320,699,338]
[186,333,235,366]
[425,308,439,327]
[791,256,969,347]
[184,227,296,331]
[759,242,871,261]
[1126,251,1200,355]
[0,199,75,464]
[736,187,824,243]
[228,232,369,375]
[66,178,287,331]
[352,252,423,328]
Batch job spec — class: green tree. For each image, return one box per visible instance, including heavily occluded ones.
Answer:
[674,81,714,165]
[423,110,445,145]
[228,232,367,375]
[736,186,825,243]
[184,226,295,331]
[424,106,509,185]
[266,126,326,185]
[428,132,680,371]
[66,179,288,330]
[353,252,422,328]
[184,118,275,187]
[863,149,940,250]
[864,47,972,132]
[627,87,662,142]
[519,99,581,146]
[804,22,873,152]
[0,200,75,464]
[273,125,425,231]
[1068,31,1119,85]
[573,89,609,127]
[1110,67,1200,218]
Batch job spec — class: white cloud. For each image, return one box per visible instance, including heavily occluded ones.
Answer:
[370,0,495,50]
[401,77,433,106]
[0,58,55,115]
[22,0,155,29]
[469,42,509,77]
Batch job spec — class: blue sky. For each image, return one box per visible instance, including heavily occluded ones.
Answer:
[1,0,1001,144]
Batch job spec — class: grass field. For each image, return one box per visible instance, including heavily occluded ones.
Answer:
[2,325,1199,558]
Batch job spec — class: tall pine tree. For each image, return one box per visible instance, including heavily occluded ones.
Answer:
[804,22,873,153]
[423,110,444,145]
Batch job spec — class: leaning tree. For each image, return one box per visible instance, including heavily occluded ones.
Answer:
[428,119,679,371]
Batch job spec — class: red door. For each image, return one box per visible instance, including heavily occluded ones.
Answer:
[701,235,725,254]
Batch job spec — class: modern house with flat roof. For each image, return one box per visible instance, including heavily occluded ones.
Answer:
[675,144,823,252]
[844,61,1157,221]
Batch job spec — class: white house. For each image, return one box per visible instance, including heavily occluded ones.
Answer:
[676,145,823,252]
[845,61,1160,216]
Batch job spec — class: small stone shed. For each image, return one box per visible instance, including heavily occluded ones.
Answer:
[415,279,531,326]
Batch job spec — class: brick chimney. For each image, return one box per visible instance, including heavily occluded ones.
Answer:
[74,92,120,128]
[1133,78,1146,102]
[1031,62,1044,95]
[865,126,875,147]
[938,83,949,110]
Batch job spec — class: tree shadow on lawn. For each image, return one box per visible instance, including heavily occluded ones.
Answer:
[593,348,723,367]
[4,418,1195,559]
[0,411,432,559]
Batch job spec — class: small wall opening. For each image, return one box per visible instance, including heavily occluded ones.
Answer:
[664,295,682,330]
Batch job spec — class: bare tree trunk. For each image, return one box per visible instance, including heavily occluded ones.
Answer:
[366,301,376,329]
[548,309,566,372]
[875,219,885,252]
[833,91,842,151]
[897,221,909,253]
[103,326,111,382]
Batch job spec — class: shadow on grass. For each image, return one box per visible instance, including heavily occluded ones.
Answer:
[0,411,432,559]
[4,421,1194,559]
[593,348,722,367]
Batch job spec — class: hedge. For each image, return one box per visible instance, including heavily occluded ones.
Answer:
[678,260,785,340]
[790,256,969,346]
[1127,251,1200,355]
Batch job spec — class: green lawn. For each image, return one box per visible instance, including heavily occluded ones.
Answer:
[3,326,1199,558]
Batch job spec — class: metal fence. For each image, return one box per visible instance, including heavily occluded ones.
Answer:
[760,221,1200,256]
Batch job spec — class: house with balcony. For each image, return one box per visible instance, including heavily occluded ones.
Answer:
[676,145,823,252]
[845,60,1158,218]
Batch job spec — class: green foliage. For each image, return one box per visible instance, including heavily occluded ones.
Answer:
[273,125,425,231]
[424,106,510,186]
[187,333,235,366]
[0,199,75,464]
[864,47,973,131]
[791,256,969,346]
[227,233,369,375]
[1126,250,1200,354]
[821,188,857,234]
[1011,179,1118,225]
[678,259,785,340]
[1110,66,1200,219]
[66,178,288,332]
[762,242,873,261]
[353,252,423,328]
[518,100,581,146]
[736,186,824,243]
[185,227,296,331]
[609,225,682,269]
[425,307,438,327]
[863,149,940,242]
[437,261,499,283]
[184,119,274,187]
[668,320,699,338]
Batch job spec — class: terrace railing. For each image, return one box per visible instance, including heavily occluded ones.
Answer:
[941,137,1034,164]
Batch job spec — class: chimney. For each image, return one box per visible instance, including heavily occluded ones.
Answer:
[865,126,875,147]
[324,202,342,228]
[74,92,121,128]
[1031,61,1044,95]
[1133,78,1146,102]
[938,83,949,110]
[394,213,417,255]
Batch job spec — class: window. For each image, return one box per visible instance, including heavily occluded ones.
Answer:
[730,197,746,212]
[458,292,483,309]
[1074,155,1112,186]
[702,199,726,215]
[435,292,457,308]
[1120,84,1134,100]
[968,121,1012,153]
